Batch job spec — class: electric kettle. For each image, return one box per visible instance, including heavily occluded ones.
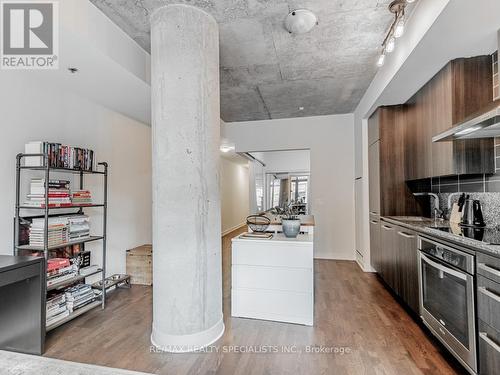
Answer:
[461,197,485,227]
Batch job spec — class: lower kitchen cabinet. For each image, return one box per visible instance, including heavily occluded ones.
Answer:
[395,228,419,314]
[379,221,419,314]
[477,253,500,374]
[478,321,500,375]
[369,215,381,272]
[380,222,397,292]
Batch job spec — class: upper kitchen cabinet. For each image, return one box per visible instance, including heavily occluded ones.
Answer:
[405,56,495,180]
[368,109,380,146]
[369,107,421,217]
[368,111,381,215]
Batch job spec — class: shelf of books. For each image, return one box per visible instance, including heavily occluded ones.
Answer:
[46,300,102,332]
[16,235,105,251]
[14,145,108,333]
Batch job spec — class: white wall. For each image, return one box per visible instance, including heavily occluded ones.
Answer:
[223,114,355,260]
[253,150,310,173]
[220,157,249,235]
[0,73,152,276]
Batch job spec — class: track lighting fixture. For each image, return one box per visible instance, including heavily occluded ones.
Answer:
[376,0,417,67]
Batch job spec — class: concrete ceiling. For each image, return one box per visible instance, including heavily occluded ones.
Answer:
[89,0,414,122]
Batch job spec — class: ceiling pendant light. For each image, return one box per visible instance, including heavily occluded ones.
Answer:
[377,53,386,67]
[386,37,396,53]
[394,18,405,38]
[220,145,235,153]
[284,9,318,34]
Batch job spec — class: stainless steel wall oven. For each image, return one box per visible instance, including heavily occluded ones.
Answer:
[418,236,477,374]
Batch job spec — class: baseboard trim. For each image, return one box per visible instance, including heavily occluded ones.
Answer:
[355,259,377,273]
[151,317,225,353]
[222,222,246,237]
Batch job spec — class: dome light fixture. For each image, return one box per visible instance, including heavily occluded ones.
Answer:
[284,9,318,35]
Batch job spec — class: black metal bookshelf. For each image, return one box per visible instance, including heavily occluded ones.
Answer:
[14,152,108,333]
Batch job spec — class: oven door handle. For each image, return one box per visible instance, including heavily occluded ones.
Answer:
[420,253,467,281]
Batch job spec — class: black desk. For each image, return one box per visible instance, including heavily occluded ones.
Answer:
[0,255,45,354]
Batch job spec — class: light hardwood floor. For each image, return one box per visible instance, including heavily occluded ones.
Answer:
[44,227,467,375]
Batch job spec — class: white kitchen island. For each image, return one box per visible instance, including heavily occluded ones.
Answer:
[231,233,314,326]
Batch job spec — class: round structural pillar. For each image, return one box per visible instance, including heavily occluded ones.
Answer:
[150,4,223,352]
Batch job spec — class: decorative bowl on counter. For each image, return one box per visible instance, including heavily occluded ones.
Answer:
[246,215,271,232]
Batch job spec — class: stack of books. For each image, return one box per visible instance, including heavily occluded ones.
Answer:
[46,293,69,326]
[71,190,92,205]
[24,179,71,208]
[47,258,78,287]
[29,217,69,247]
[67,215,90,241]
[65,284,96,312]
[25,141,95,171]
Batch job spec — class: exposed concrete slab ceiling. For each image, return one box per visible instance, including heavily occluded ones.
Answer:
[90,0,415,122]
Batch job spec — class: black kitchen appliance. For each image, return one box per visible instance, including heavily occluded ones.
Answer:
[461,197,485,228]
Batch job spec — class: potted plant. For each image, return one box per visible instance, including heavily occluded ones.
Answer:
[280,201,301,238]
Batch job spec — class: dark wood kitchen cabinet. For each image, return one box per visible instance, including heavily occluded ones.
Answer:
[368,143,380,216]
[368,107,421,217]
[369,215,381,272]
[476,252,500,374]
[405,56,495,180]
[380,222,398,292]
[378,221,419,314]
[394,227,419,314]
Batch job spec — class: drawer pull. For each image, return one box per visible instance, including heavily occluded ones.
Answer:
[478,286,500,303]
[398,231,415,239]
[382,225,393,231]
[370,220,378,225]
[478,263,500,278]
[479,332,500,354]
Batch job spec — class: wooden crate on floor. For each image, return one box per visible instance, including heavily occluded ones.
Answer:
[126,244,152,285]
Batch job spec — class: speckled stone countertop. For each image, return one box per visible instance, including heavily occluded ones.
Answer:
[382,216,500,258]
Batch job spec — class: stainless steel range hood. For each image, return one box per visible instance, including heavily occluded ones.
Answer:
[433,100,500,142]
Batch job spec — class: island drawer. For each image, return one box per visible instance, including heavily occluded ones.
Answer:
[232,289,313,326]
[232,265,312,293]
[477,275,500,330]
[477,252,500,284]
[232,241,313,269]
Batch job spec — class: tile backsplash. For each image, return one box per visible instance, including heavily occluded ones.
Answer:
[422,137,500,194]
[406,137,500,225]
[435,192,500,227]
[494,51,499,100]
[496,136,500,171]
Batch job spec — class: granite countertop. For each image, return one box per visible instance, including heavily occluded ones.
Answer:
[382,216,500,258]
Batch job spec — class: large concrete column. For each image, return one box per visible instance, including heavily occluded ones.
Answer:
[150,4,223,352]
